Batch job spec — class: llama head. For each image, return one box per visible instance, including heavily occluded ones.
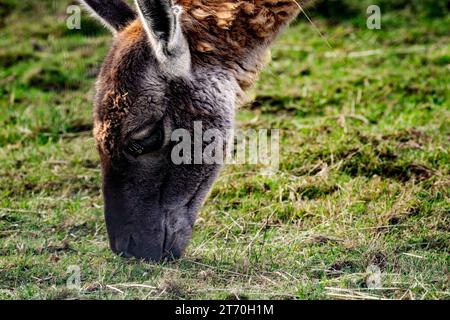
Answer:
[80,0,300,261]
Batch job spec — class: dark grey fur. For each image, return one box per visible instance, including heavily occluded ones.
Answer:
[79,0,299,262]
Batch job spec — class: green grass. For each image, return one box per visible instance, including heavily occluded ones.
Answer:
[0,1,449,300]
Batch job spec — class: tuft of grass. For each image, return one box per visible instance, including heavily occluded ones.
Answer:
[0,1,449,300]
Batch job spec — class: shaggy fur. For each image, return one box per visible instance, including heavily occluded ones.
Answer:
[94,0,302,152]
[179,0,301,94]
[81,0,303,261]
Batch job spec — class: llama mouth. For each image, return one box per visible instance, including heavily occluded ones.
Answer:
[105,185,202,262]
[118,231,166,261]
[113,207,192,261]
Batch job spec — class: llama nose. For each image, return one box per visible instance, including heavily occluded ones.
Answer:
[122,233,166,262]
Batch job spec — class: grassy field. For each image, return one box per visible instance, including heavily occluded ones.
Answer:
[0,1,449,300]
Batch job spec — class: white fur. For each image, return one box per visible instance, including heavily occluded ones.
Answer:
[134,1,191,78]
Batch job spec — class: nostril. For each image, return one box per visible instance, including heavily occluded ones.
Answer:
[111,235,134,258]
[127,234,137,256]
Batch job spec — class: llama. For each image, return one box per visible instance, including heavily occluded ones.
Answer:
[80,0,304,261]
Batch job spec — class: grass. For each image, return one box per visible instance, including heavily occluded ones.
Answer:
[0,1,449,300]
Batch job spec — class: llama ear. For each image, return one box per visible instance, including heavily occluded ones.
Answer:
[135,0,191,76]
[79,0,137,33]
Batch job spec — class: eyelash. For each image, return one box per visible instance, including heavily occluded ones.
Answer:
[127,141,145,156]
[126,127,164,157]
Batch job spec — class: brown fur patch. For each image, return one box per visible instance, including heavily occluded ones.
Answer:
[111,1,299,98]
[94,89,131,155]
[178,0,299,37]
[94,1,301,154]
[178,0,300,99]
[122,19,145,42]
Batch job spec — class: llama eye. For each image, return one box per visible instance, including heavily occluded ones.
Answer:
[126,127,164,157]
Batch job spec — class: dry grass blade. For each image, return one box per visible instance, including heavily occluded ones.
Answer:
[105,285,125,294]
[291,0,333,48]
